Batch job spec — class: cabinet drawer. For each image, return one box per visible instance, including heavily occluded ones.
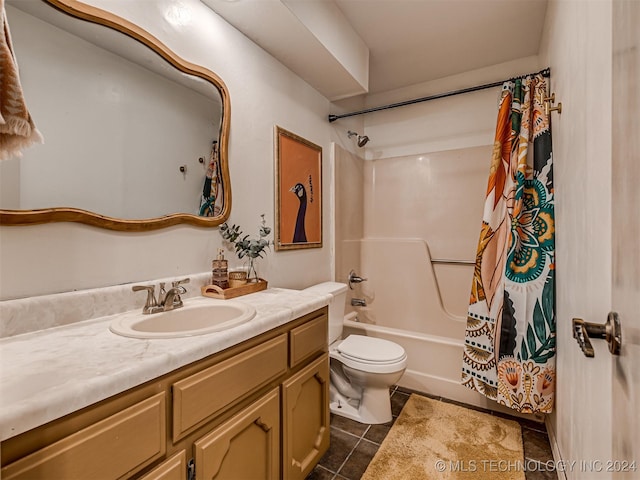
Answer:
[173,334,288,441]
[1,393,166,480]
[289,314,327,368]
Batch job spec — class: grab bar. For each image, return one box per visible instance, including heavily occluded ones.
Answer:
[431,259,475,265]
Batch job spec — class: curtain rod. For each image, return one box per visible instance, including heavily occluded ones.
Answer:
[328,67,551,123]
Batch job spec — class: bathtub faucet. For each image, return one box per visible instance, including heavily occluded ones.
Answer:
[348,270,368,289]
[351,298,367,307]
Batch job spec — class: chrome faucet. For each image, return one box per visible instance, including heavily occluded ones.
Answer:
[351,298,367,307]
[162,278,190,310]
[132,278,190,314]
[348,270,368,289]
[132,284,159,314]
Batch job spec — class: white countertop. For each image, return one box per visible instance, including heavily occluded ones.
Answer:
[0,288,330,442]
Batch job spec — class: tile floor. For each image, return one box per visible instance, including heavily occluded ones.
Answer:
[306,386,556,480]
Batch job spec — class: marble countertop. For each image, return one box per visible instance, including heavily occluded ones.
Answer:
[0,288,330,442]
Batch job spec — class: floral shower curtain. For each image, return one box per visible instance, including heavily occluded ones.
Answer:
[461,74,556,414]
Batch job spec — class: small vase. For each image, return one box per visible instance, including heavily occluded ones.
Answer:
[245,258,260,283]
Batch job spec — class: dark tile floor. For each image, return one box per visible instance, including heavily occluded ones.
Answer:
[306,386,556,480]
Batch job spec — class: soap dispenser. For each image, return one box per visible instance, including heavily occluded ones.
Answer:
[211,248,229,288]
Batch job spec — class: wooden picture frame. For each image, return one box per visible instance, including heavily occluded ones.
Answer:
[274,126,322,251]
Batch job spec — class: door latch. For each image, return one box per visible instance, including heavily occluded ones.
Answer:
[572,312,622,358]
[187,458,195,480]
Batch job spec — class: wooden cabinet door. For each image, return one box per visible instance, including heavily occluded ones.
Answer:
[139,451,186,480]
[193,388,280,480]
[281,354,330,480]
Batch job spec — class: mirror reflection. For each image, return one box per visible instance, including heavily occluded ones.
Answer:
[0,0,230,229]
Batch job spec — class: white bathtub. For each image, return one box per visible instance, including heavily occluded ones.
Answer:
[343,311,544,421]
[343,238,544,420]
[342,309,470,395]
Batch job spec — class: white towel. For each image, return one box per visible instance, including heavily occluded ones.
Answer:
[0,0,42,160]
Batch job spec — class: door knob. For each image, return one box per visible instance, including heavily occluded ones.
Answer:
[572,312,622,358]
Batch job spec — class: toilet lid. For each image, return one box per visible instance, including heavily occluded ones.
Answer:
[337,335,406,364]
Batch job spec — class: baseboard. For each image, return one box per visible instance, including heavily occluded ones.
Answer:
[545,416,565,480]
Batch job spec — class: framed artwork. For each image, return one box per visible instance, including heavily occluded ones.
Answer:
[274,126,322,251]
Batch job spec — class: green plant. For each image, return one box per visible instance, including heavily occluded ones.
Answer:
[220,214,272,281]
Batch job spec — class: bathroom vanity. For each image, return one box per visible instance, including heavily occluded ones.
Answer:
[0,287,331,479]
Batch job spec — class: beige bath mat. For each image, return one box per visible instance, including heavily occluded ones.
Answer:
[361,394,525,480]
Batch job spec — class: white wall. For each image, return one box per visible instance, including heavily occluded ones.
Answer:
[0,0,341,300]
[333,144,364,289]
[539,0,613,477]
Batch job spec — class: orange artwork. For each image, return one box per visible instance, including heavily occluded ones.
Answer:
[275,126,322,250]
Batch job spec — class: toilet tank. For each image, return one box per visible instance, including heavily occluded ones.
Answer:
[303,282,348,344]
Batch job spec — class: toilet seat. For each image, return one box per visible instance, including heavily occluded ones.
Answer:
[338,335,406,363]
[331,335,407,374]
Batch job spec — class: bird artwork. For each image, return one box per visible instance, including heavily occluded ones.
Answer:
[290,182,307,243]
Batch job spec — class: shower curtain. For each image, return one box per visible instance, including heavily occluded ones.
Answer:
[199,140,223,217]
[461,74,555,414]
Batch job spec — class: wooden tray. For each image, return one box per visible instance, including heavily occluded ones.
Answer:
[201,279,268,299]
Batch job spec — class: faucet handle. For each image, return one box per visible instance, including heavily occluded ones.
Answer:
[172,277,190,288]
[168,279,189,309]
[132,285,158,314]
[348,270,368,289]
[132,284,155,294]
[166,285,187,309]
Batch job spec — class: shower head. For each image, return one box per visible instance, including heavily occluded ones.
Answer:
[347,130,370,148]
[357,135,370,147]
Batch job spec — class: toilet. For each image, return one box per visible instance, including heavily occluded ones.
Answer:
[304,282,407,424]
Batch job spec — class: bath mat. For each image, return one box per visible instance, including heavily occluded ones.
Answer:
[361,394,525,480]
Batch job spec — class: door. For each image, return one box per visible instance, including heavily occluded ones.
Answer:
[193,388,280,480]
[611,0,640,477]
[281,354,330,480]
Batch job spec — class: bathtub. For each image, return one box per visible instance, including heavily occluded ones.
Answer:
[343,311,480,404]
[342,238,541,419]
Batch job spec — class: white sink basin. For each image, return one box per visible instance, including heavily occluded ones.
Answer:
[109,299,256,339]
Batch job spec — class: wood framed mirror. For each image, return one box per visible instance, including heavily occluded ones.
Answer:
[0,0,231,231]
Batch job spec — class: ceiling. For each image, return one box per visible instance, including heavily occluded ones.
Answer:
[334,0,548,93]
[203,0,549,100]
